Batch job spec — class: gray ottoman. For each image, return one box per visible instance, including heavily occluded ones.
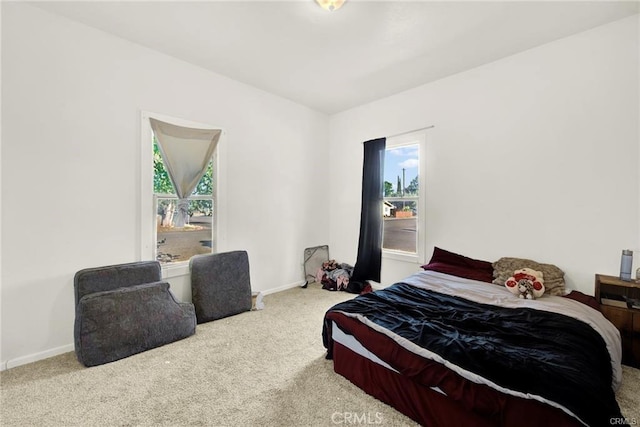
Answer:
[190,251,252,323]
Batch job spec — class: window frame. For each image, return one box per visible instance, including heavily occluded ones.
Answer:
[382,130,427,264]
[140,111,224,277]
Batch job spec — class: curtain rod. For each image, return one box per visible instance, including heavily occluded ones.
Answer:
[364,125,435,143]
[387,125,435,139]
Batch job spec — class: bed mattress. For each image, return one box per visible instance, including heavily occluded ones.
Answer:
[323,270,624,427]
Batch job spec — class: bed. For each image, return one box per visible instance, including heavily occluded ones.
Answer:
[322,248,625,427]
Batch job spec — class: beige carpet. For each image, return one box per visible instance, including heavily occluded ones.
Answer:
[1,283,639,426]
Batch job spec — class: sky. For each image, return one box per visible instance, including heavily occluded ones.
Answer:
[384,144,419,190]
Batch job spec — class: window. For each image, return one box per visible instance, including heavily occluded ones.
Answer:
[153,136,214,263]
[140,112,223,271]
[382,131,426,262]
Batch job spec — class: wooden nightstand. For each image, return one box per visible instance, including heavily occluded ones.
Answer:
[595,274,640,368]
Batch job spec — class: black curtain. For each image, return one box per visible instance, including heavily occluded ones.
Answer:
[351,137,386,285]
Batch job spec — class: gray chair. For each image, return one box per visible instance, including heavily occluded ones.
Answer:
[190,250,252,323]
[74,261,196,367]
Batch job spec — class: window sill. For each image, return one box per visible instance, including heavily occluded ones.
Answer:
[161,262,190,279]
[382,250,421,264]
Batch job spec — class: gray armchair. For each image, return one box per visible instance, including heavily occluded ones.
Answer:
[74,261,196,367]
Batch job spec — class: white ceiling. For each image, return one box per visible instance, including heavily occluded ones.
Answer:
[32,1,639,114]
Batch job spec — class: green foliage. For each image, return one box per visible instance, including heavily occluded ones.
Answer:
[385,175,419,197]
[190,199,212,217]
[384,181,393,197]
[193,163,213,196]
[191,162,213,216]
[405,175,419,196]
[153,139,174,194]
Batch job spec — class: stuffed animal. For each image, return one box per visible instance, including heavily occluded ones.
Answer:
[505,267,545,299]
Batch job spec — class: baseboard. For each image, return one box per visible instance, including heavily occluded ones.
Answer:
[260,280,306,296]
[1,343,74,371]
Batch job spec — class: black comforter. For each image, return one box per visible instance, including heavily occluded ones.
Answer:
[323,283,624,427]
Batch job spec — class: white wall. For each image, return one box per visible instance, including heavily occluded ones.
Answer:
[0,1,4,366]
[1,4,329,368]
[329,15,640,292]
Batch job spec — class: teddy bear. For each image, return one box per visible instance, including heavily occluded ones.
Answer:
[505,267,545,300]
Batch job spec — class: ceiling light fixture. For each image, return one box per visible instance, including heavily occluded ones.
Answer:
[315,0,345,12]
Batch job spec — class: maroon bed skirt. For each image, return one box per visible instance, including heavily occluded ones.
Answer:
[329,315,581,427]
